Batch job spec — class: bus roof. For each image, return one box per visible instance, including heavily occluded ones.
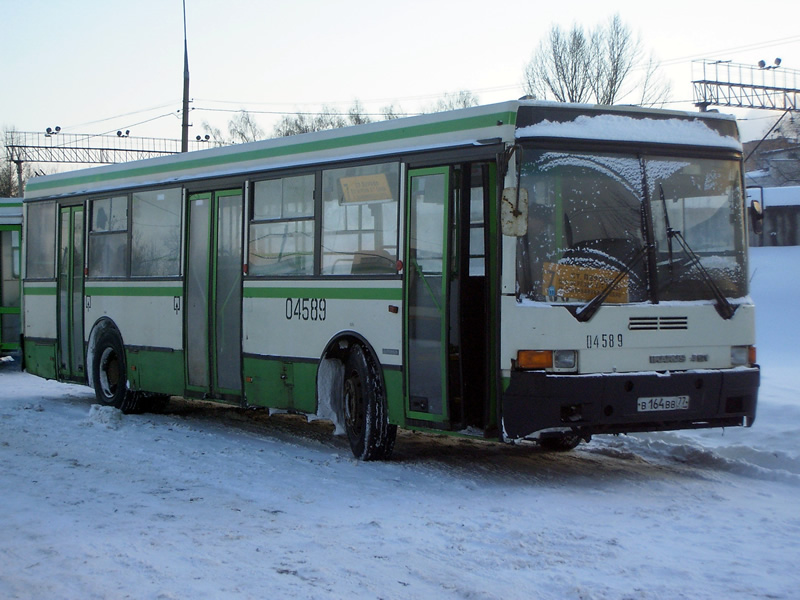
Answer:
[0,198,23,225]
[24,101,519,200]
[24,100,741,201]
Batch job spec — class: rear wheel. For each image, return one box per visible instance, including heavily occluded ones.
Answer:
[92,329,140,413]
[343,345,397,460]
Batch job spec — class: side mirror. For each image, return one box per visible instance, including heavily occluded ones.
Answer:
[501,187,528,237]
[749,199,763,235]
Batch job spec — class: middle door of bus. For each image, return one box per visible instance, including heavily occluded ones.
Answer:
[56,205,85,381]
[185,189,243,400]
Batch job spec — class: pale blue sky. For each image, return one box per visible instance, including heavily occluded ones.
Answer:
[2,0,799,143]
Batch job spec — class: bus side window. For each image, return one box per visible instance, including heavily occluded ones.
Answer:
[25,201,57,279]
[88,196,129,278]
[131,188,182,277]
[248,174,315,277]
[320,162,400,276]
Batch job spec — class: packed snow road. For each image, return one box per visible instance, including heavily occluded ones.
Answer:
[1,246,799,599]
[1,362,798,600]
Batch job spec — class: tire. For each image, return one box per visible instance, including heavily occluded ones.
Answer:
[539,434,582,452]
[343,345,397,460]
[92,329,140,414]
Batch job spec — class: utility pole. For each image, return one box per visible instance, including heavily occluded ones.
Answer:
[14,161,23,198]
[181,0,190,152]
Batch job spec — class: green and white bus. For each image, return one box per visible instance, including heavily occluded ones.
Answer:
[1,197,23,357]
[21,100,760,459]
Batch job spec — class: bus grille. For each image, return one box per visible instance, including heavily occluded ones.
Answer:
[628,316,688,331]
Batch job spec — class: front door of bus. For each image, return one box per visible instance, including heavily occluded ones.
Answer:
[185,190,243,400]
[57,205,85,380]
[405,167,450,425]
[0,224,21,353]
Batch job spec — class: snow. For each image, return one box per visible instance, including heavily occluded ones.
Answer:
[517,115,743,151]
[1,247,799,599]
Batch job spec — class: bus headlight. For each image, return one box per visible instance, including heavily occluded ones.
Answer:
[731,345,755,366]
[554,350,577,369]
[516,350,577,371]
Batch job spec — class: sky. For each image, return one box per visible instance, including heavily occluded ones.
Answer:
[2,0,799,147]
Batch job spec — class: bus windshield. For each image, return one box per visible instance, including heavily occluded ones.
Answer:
[516,148,748,304]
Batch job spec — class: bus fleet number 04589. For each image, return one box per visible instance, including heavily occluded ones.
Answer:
[285,297,327,321]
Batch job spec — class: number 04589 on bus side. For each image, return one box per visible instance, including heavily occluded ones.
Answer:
[637,395,690,412]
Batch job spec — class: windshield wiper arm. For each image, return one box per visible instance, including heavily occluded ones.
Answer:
[659,185,675,272]
[568,245,649,323]
[666,230,737,320]
[658,184,735,319]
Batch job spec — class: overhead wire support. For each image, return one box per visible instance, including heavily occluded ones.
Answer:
[692,59,799,112]
[4,131,216,165]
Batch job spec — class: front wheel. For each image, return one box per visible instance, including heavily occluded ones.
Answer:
[538,434,582,452]
[343,345,397,460]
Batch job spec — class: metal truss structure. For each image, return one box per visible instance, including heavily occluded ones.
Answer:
[4,131,216,165]
[692,60,799,112]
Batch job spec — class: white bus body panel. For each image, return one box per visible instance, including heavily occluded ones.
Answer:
[23,283,56,339]
[500,296,756,376]
[84,283,183,350]
[242,281,402,365]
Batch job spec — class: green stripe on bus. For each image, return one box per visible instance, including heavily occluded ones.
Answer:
[23,286,56,295]
[26,111,517,194]
[243,286,402,300]
[84,286,183,297]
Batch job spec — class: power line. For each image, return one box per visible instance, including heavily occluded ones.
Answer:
[59,102,181,132]
[658,35,800,68]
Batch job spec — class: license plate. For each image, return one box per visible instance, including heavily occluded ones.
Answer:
[637,395,690,412]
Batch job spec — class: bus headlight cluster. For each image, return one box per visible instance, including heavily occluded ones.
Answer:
[516,350,577,372]
[731,345,756,366]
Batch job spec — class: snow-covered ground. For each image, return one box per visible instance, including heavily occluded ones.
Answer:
[1,246,799,600]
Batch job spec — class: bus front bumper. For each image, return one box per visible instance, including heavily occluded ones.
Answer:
[501,367,760,441]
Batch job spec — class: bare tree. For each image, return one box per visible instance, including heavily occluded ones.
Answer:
[200,110,264,145]
[228,110,265,143]
[272,105,348,137]
[524,14,670,107]
[200,121,226,145]
[271,92,475,138]
[429,90,480,112]
[347,99,372,126]
[380,104,404,120]
[524,25,591,103]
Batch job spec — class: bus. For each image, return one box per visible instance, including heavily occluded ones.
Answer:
[1,197,22,357]
[21,100,761,459]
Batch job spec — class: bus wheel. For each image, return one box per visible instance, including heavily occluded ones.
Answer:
[92,330,140,414]
[539,434,582,452]
[343,345,397,460]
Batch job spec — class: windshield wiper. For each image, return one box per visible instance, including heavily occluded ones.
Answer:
[665,229,737,320]
[658,185,736,320]
[567,245,649,322]
[659,185,675,272]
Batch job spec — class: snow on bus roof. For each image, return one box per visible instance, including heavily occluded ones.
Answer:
[516,113,742,151]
